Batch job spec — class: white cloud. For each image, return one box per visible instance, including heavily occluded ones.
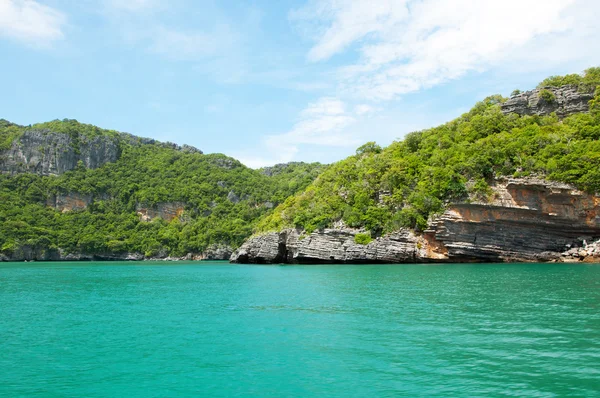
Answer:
[252,0,600,167]
[354,104,377,116]
[105,0,159,12]
[0,0,66,46]
[291,0,409,62]
[238,97,361,168]
[293,0,597,101]
[269,97,357,146]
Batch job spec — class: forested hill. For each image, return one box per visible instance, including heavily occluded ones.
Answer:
[2,67,599,262]
[255,67,600,238]
[0,119,324,261]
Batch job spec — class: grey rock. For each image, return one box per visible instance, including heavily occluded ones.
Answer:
[92,252,144,261]
[6,244,62,261]
[0,129,120,176]
[61,253,93,261]
[230,228,421,264]
[119,133,202,154]
[501,85,593,119]
[199,244,233,260]
[180,144,202,154]
[227,191,240,203]
[213,157,237,169]
[260,162,313,177]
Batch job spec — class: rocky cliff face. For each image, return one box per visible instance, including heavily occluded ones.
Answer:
[425,179,600,262]
[0,244,234,262]
[231,228,423,264]
[136,202,187,222]
[46,192,94,212]
[0,129,120,175]
[196,244,233,260]
[231,178,600,264]
[500,85,593,118]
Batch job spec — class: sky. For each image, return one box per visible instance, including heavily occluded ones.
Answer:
[1,0,599,168]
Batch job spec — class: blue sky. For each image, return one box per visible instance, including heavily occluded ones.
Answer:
[1,0,599,167]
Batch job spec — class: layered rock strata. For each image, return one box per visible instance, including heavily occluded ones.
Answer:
[231,228,423,264]
[500,85,593,118]
[231,178,600,264]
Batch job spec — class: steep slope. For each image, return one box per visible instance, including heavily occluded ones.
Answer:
[232,67,600,263]
[0,119,324,261]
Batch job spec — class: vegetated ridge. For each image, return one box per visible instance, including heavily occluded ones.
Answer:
[231,67,600,264]
[0,119,325,261]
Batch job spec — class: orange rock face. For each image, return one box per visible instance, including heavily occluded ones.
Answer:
[136,202,187,222]
[47,193,93,213]
[425,178,600,262]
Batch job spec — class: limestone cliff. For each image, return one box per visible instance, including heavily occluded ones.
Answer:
[231,228,422,264]
[0,129,120,176]
[500,85,593,118]
[230,178,600,264]
[46,192,95,212]
[136,202,188,222]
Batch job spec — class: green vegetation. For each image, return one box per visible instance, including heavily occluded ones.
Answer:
[354,233,373,245]
[0,119,23,150]
[2,67,600,259]
[537,67,600,93]
[259,162,326,203]
[0,120,324,258]
[257,69,600,236]
[538,89,556,103]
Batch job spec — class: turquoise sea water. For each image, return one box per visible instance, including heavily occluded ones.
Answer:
[1,262,599,397]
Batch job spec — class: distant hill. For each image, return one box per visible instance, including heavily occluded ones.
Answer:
[0,119,324,261]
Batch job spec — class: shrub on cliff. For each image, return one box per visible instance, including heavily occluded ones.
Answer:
[354,233,372,245]
[537,67,600,93]
[539,89,556,103]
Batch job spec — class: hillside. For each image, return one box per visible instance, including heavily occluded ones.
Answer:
[0,119,324,261]
[232,67,600,264]
[3,67,600,263]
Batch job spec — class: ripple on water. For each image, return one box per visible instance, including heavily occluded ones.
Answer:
[0,262,599,397]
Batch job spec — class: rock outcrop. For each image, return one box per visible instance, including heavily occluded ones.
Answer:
[197,244,234,260]
[0,129,120,176]
[136,202,187,222]
[425,178,600,262]
[560,239,600,262]
[46,192,94,212]
[231,178,600,264]
[501,85,593,118]
[119,132,202,154]
[231,228,423,264]
[0,246,234,262]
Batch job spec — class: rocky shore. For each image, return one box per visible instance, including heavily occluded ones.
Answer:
[231,178,600,264]
[0,244,233,262]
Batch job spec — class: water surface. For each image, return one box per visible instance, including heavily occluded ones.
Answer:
[1,262,599,397]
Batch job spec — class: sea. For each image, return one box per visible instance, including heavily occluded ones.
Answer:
[1,262,599,397]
